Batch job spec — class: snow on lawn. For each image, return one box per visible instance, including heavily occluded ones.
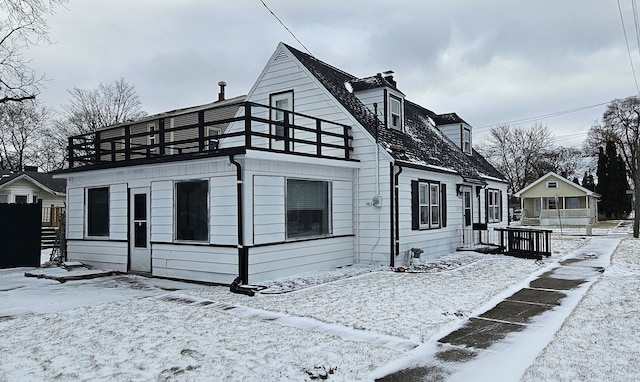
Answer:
[520,237,640,381]
[0,234,591,381]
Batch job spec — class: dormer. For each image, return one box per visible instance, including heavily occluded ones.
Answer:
[348,71,406,132]
[431,113,473,155]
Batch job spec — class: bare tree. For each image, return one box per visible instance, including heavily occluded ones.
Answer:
[47,77,146,169]
[586,96,640,237]
[59,77,147,136]
[478,123,554,196]
[535,146,584,180]
[0,0,67,103]
[0,100,52,170]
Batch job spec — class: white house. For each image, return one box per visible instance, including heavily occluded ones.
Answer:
[54,43,508,287]
[0,168,66,227]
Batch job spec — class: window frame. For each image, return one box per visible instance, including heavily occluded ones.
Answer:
[205,126,221,150]
[389,95,403,131]
[174,180,209,242]
[546,181,558,189]
[86,186,110,238]
[14,194,28,204]
[416,180,442,230]
[462,127,472,155]
[147,123,157,151]
[487,189,502,223]
[285,178,332,240]
[270,90,294,141]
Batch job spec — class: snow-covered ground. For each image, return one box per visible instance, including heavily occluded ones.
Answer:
[0,227,636,381]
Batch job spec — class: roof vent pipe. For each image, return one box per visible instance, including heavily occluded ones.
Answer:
[217,81,227,102]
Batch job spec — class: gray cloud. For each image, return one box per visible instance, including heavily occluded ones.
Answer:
[26,0,640,148]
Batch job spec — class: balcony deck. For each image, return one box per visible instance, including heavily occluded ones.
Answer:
[67,101,354,170]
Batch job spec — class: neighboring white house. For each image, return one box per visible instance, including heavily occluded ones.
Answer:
[0,169,66,227]
[54,43,508,286]
[515,171,600,226]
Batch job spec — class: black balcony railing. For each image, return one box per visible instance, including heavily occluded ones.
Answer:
[67,101,354,169]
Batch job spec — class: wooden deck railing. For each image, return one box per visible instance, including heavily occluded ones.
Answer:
[67,101,354,169]
[494,227,552,260]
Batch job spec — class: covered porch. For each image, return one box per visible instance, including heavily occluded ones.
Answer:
[520,195,598,226]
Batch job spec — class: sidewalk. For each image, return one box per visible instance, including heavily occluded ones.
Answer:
[377,234,624,382]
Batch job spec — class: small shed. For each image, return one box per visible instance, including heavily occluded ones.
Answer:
[515,172,600,226]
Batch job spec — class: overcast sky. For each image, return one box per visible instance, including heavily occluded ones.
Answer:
[26,0,640,148]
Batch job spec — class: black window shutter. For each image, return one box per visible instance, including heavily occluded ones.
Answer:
[485,189,489,223]
[441,183,447,227]
[499,190,503,222]
[411,180,419,230]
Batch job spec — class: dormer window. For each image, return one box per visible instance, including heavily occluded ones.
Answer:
[462,127,471,155]
[389,95,402,130]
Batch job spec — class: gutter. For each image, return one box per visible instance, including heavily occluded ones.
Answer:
[228,154,255,296]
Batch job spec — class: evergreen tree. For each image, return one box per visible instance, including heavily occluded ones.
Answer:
[596,141,630,218]
[582,171,596,191]
[572,177,580,185]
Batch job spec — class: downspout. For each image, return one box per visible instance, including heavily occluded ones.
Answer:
[229,154,255,296]
[389,164,394,267]
[390,164,402,267]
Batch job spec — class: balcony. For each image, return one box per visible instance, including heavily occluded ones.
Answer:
[67,101,354,170]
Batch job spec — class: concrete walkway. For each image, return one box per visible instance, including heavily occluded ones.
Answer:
[377,234,624,382]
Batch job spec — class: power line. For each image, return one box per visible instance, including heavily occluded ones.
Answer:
[618,0,640,95]
[259,0,313,56]
[475,101,610,131]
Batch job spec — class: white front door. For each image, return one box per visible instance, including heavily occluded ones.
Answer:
[462,186,473,247]
[129,187,151,273]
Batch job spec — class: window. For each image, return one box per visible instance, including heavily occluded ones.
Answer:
[462,128,471,154]
[87,187,109,237]
[547,198,557,210]
[270,91,293,140]
[412,180,446,230]
[389,96,402,130]
[567,197,580,209]
[175,180,209,241]
[15,195,28,204]
[547,181,558,189]
[286,179,331,239]
[487,189,501,223]
[147,124,157,151]
[205,126,220,150]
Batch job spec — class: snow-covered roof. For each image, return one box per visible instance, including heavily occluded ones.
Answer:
[283,44,505,182]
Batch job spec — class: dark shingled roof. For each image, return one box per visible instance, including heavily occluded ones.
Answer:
[350,74,404,95]
[431,112,469,126]
[0,170,67,194]
[284,44,505,182]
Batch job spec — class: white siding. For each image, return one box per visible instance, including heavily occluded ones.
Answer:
[153,243,237,284]
[66,187,84,240]
[109,183,127,240]
[210,175,238,245]
[332,180,353,235]
[151,180,173,243]
[253,175,285,244]
[396,169,462,262]
[439,123,462,151]
[249,236,354,283]
[67,240,127,272]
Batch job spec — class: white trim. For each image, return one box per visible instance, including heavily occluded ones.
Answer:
[514,171,601,198]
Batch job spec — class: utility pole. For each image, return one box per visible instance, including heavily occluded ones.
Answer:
[635,136,640,238]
